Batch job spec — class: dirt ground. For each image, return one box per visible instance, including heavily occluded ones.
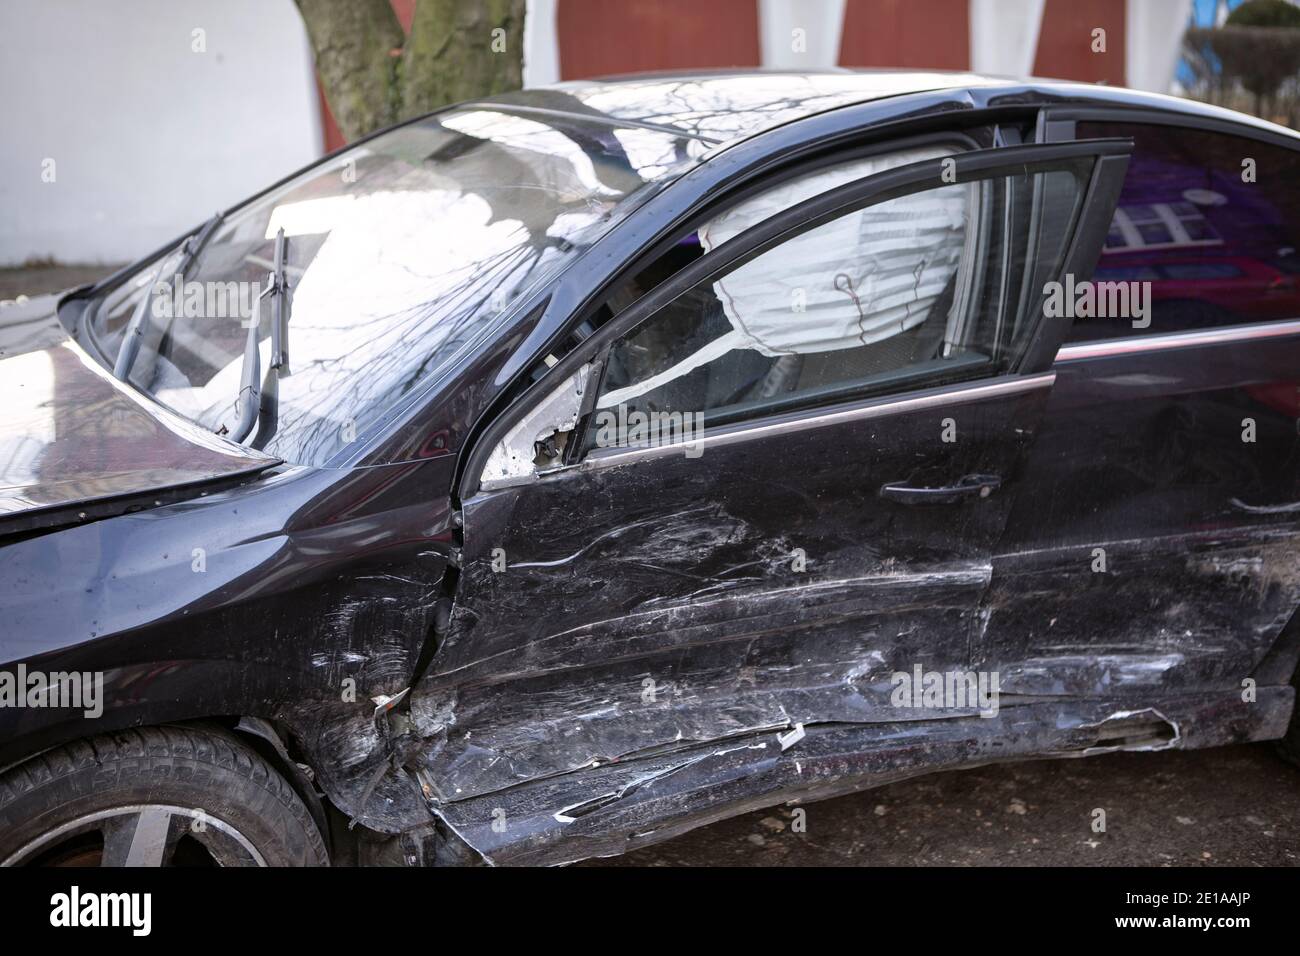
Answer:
[588,744,1300,866]
[7,264,1297,868]
[0,263,121,300]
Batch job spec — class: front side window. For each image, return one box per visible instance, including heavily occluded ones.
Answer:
[589,155,1090,439]
[86,108,703,464]
[1071,121,1300,341]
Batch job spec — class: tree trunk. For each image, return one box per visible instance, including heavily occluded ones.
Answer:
[400,0,526,121]
[295,0,526,144]
[295,0,405,142]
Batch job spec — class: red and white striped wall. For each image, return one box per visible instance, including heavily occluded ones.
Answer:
[321,0,1193,151]
[530,0,1192,90]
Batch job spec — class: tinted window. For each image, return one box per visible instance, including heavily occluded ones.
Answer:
[590,158,1090,440]
[1071,121,1300,341]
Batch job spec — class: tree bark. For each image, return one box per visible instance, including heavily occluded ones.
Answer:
[399,0,526,121]
[295,0,405,142]
[295,0,526,144]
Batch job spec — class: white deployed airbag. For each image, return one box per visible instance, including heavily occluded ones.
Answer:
[599,146,970,409]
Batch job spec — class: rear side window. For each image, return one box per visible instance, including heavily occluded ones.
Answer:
[1070,121,1300,341]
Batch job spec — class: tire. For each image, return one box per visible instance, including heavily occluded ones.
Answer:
[0,725,329,867]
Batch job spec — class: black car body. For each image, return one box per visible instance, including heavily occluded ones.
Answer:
[2,71,1299,866]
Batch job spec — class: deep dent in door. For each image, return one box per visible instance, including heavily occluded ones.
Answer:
[387,471,1298,865]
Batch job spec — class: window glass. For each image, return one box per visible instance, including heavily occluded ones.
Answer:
[589,158,1090,444]
[1071,122,1300,341]
[87,109,701,465]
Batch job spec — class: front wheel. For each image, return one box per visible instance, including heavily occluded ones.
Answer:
[0,725,328,867]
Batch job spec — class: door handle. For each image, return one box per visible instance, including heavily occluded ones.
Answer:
[879,473,1002,505]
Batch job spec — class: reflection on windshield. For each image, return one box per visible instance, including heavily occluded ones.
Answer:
[496,73,996,143]
[90,107,700,465]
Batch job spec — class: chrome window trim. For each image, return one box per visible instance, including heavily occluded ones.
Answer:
[1056,318,1300,362]
[575,371,1056,473]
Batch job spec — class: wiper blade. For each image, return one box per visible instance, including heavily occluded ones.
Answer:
[113,210,224,381]
[266,230,290,375]
[227,228,290,445]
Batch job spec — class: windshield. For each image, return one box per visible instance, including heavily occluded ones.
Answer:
[88,106,704,465]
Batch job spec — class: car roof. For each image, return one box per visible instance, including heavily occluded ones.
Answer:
[485,69,1300,148]
[488,70,1004,144]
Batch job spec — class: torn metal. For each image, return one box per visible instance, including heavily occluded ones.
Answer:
[480,364,592,489]
[417,690,1289,866]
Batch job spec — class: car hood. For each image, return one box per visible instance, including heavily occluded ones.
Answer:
[0,293,279,534]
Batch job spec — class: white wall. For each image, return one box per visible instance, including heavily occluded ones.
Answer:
[759,0,847,69]
[523,0,560,87]
[1127,0,1194,92]
[0,0,323,266]
[969,0,1044,77]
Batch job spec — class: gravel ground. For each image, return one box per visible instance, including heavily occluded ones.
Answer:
[7,265,1297,868]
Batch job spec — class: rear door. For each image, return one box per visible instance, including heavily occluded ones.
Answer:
[410,138,1131,812]
[984,114,1300,701]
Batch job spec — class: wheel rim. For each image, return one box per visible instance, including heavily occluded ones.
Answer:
[1,805,267,867]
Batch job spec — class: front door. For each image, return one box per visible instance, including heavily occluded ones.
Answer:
[410,137,1131,860]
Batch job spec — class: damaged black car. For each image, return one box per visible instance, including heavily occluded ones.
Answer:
[2,71,1299,867]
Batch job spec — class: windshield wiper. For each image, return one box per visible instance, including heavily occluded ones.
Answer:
[113,210,224,381]
[226,227,290,445]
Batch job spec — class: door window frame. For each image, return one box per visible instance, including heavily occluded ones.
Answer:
[461,137,1132,497]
